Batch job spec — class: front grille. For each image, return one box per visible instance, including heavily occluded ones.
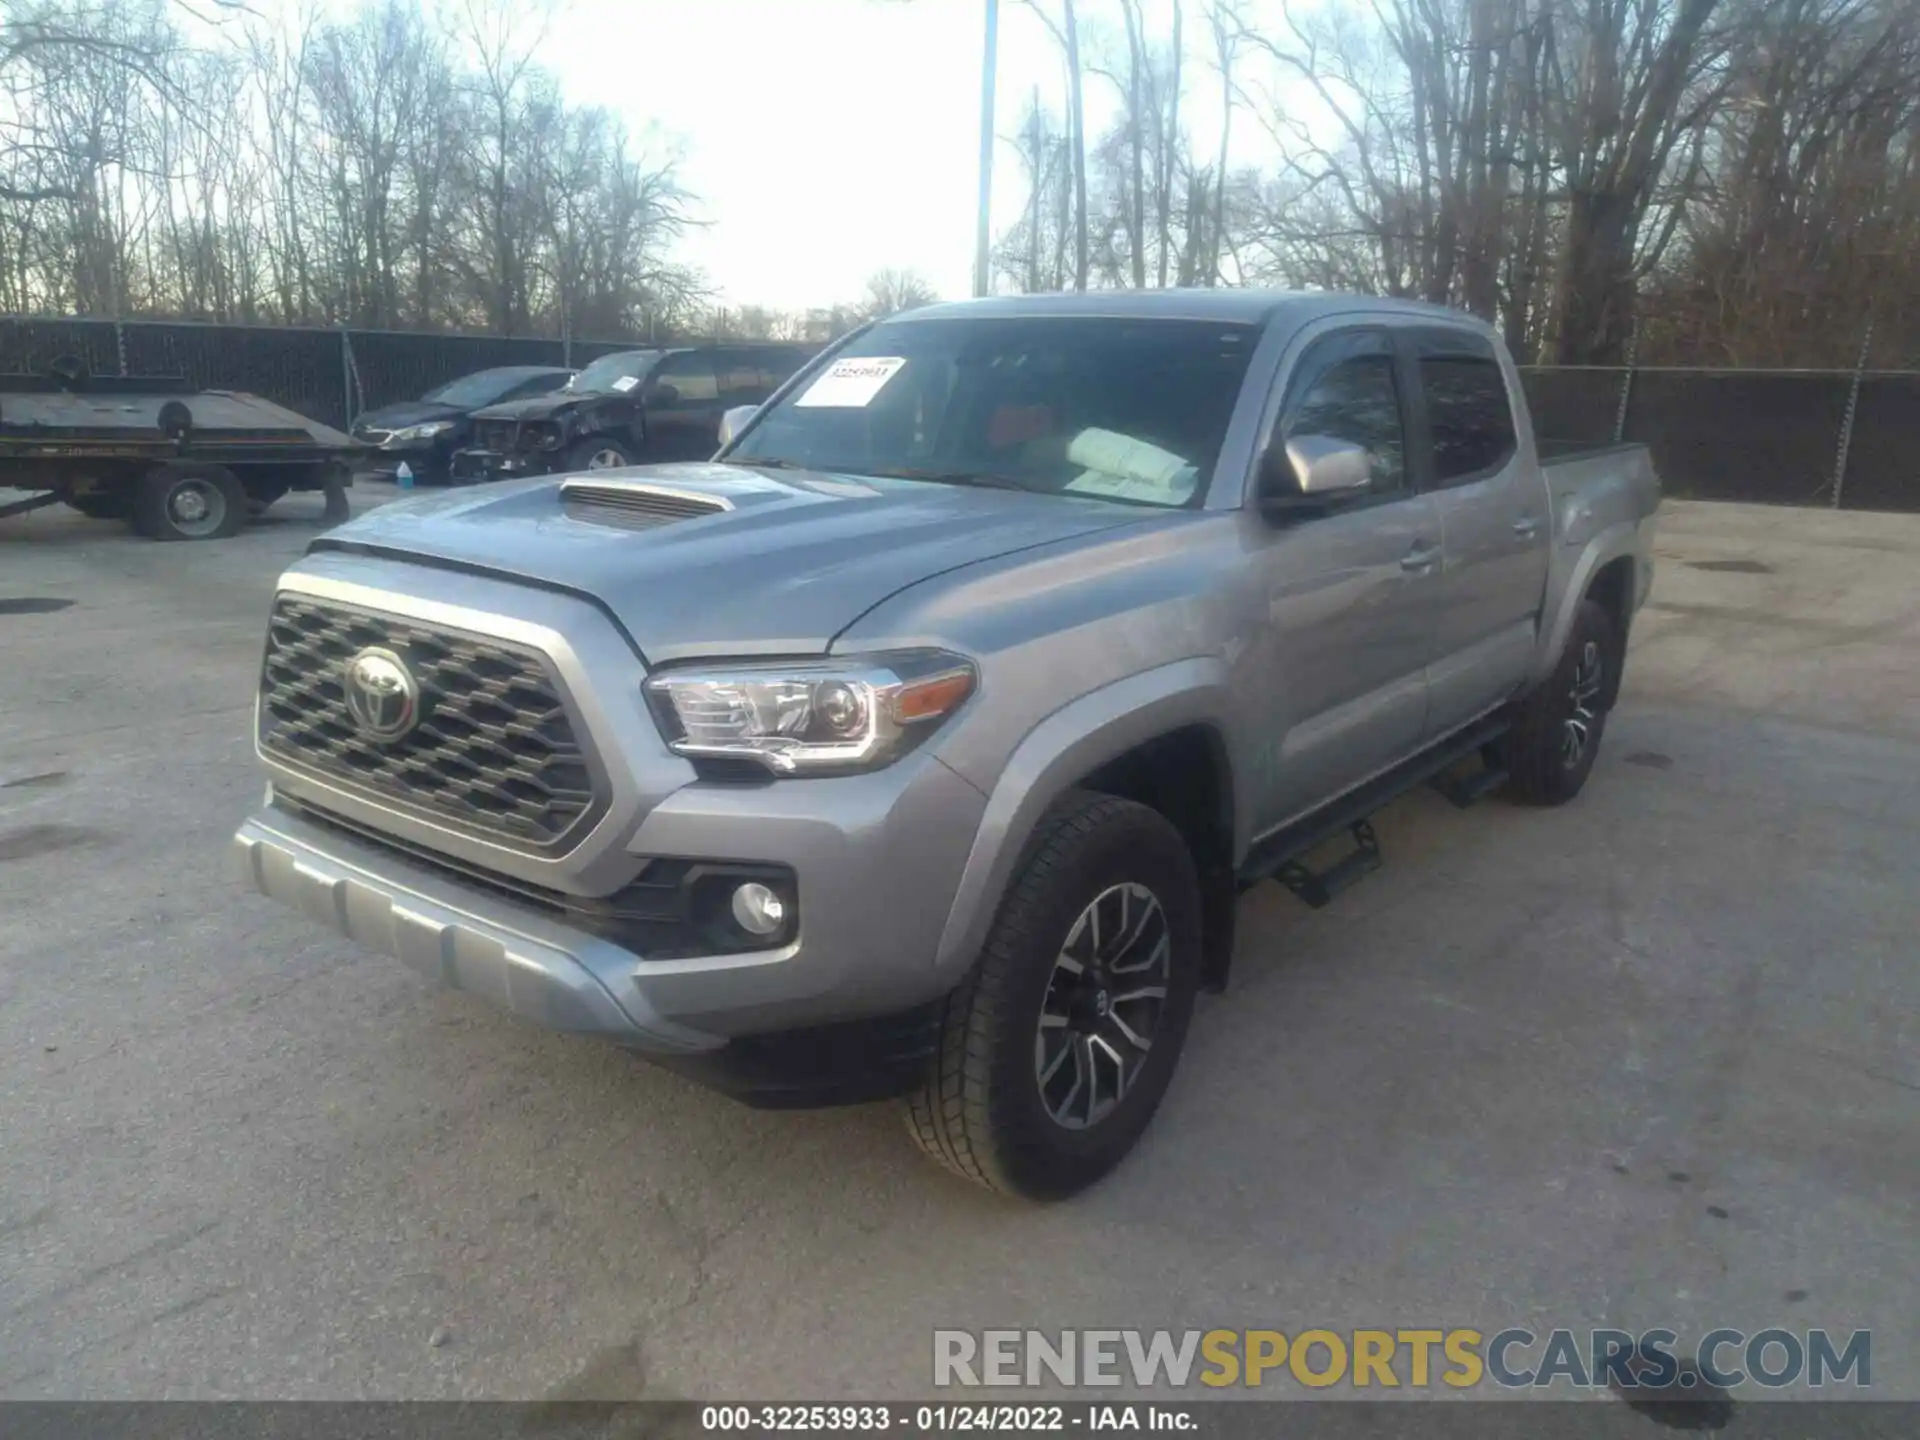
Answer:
[258,595,600,849]
[473,419,520,453]
[560,480,728,531]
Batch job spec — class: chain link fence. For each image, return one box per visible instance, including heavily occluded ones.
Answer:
[3,316,1915,512]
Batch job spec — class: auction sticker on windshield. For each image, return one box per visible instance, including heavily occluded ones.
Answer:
[794,357,907,407]
[611,375,640,392]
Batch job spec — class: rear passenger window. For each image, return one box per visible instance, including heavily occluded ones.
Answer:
[652,352,720,403]
[718,356,765,402]
[1421,356,1516,482]
[1284,354,1407,496]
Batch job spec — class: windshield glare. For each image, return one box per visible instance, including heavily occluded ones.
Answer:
[570,351,660,393]
[726,317,1258,508]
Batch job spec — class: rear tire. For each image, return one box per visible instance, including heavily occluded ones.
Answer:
[904,791,1202,1200]
[131,462,247,541]
[1502,598,1618,805]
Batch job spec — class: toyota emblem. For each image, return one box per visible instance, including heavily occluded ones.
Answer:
[342,647,420,743]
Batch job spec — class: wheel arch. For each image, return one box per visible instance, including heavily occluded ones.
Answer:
[1530,525,1641,689]
[932,658,1243,992]
[1582,555,1636,708]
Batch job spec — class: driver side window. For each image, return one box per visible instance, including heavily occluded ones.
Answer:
[1277,332,1408,497]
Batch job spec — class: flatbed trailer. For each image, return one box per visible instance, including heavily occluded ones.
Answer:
[0,368,363,541]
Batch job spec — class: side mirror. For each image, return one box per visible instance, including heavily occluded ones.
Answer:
[1259,434,1372,517]
[716,404,759,450]
[646,381,681,407]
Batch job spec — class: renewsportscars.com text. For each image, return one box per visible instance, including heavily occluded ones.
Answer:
[933,1328,1871,1391]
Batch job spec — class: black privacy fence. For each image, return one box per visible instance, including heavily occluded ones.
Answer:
[1520,365,1918,512]
[0,318,618,434]
[2,316,1914,512]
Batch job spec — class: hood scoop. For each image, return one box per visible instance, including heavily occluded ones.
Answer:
[560,476,733,531]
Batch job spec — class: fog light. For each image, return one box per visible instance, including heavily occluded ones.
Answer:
[730,881,787,938]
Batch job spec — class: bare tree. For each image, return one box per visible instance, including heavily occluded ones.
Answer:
[1545,0,1733,361]
[994,87,1072,292]
[861,267,939,318]
[1200,0,1243,287]
[1022,0,1088,290]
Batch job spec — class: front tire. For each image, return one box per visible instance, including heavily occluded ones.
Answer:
[131,462,246,541]
[568,437,635,471]
[905,791,1202,1200]
[1502,598,1618,805]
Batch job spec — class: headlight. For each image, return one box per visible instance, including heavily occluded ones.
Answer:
[387,421,454,444]
[644,650,976,776]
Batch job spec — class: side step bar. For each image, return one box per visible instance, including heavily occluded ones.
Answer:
[1276,820,1380,909]
[1239,714,1511,906]
[1430,760,1510,809]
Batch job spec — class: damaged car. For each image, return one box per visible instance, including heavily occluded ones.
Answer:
[451,344,811,482]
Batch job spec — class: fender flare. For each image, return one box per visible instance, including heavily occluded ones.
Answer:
[1529,522,1642,688]
[930,656,1239,980]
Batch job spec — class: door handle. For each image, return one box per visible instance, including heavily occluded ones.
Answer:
[1400,542,1441,574]
[1511,515,1541,538]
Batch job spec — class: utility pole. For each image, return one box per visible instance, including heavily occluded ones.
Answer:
[973,0,999,298]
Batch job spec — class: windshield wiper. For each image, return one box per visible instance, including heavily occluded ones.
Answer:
[862,466,1029,492]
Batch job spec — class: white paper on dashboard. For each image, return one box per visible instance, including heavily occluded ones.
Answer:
[793,357,908,408]
[1062,427,1199,504]
[611,375,640,392]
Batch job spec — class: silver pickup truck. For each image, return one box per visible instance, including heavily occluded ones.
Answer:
[235,291,1658,1200]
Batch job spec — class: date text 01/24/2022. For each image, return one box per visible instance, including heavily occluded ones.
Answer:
[699,1403,1198,1431]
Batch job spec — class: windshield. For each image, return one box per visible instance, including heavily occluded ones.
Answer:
[422,370,542,407]
[725,317,1258,508]
[569,351,661,394]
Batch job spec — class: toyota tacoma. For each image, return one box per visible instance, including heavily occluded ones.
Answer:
[235,291,1658,1200]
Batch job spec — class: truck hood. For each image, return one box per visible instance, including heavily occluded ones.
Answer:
[311,462,1149,664]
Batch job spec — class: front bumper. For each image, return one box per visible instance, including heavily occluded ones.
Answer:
[236,803,720,1049]
[450,448,552,484]
[234,802,952,1105]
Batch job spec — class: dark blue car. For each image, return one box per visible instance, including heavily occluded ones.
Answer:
[351,366,575,485]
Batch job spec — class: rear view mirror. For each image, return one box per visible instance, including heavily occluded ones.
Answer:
[1259,434,1372,517]
[716,404,759,450]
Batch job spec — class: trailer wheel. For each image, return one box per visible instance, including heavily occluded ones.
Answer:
[132,462,247,541]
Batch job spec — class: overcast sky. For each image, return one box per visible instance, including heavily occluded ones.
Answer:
[529,0,1262,310]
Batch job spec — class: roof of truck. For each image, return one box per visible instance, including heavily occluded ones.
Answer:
[896,289,1475,328]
